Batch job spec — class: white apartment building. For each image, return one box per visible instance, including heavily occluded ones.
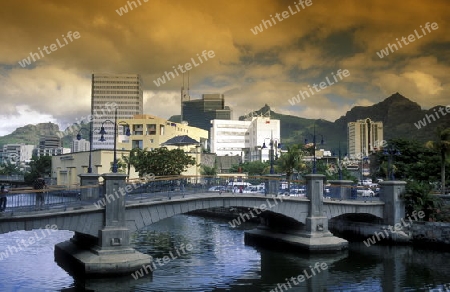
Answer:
[72,139,90,152]
[210,120,251,158]
[246,117,281,162]
[91,73,143,150]
[0,144,35,164]
[347,118,384,158]
[210,117,281,163]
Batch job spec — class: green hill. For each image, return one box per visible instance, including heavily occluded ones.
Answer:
[2,94,448,154]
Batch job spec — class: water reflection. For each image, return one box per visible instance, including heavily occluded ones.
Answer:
[0,215,449,291]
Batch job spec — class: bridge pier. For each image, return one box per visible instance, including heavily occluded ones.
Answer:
[79,173,101,200]
[379,180,406,225]
[328,180,353,199]
[245,174,348,252]
[55,173,152,277]
[264,174,280,196]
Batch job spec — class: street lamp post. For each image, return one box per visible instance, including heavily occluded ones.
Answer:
[304,124,324,174]
[360,156,369,183]
[76,127,93,173]
[338,141,342,180]
[262,132,281,174]
[261,132,281,174]
[383,146,401,180]
[99,108,130,173]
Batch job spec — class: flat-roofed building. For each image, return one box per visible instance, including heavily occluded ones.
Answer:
[347,118,384,158]
[91,73,143,150]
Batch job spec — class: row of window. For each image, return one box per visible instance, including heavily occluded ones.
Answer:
[93,86,139,89]
[94,79,139,82]
[93,91,140,94]
[93,96,142,100]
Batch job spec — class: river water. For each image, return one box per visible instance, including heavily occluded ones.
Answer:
[0,214,449,292]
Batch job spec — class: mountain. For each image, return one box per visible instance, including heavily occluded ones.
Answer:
[240,93,450,152]
[238,104,339,150]
[2,93,448,152]
[333,93,450,143]
[0,122,81,148]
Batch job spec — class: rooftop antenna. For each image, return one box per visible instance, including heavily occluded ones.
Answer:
[181,74,186,122]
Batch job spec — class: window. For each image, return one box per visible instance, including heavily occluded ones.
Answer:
[132,140,143,149]
[147,124,156,135]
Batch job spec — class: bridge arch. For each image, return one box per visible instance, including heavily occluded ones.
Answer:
[124,196,311,234]
[0,196,385,238]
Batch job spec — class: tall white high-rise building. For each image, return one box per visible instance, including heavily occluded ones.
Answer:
[347,118,383,158]
[91,73,143,150]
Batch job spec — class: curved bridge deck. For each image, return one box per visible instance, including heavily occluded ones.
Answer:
[0,191,384,237]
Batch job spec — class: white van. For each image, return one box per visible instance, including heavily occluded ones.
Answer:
[227,182,252,193]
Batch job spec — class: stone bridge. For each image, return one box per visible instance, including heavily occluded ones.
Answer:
[0,194,385,238]
[0,173,406,277]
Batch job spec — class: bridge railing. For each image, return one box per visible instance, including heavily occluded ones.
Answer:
[0,176,380,215]
[1,186,83,215]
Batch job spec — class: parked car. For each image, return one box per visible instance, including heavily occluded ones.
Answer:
[208,186,226,192]
[243,185,265,193]
[290,188,306,197]
[357,188,375,197]
[278,188,306,197]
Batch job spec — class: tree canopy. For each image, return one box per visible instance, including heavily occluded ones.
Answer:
[129,147,196,176]
[24,155,52,184]
[229,161,270,176]
[370,138,445,183]
[425,127,450,194]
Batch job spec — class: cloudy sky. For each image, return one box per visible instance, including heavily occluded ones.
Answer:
[0,0,449,136]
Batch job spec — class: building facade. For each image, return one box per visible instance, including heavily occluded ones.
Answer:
[33,135,68,157]
[245,117,281,162]
[52,149,208,187]
[210,117,281,163]
[51,149,139,186]
[182,94,232,131]
[72,139,90,153]
[116,114,208,152]
[210,120,251,158]
[0,144,35,165]
[347,118,384,158]
[91,73,143,150]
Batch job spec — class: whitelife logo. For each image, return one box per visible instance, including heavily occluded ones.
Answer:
[130,243,193,279]
[363,211,425,247]
[152,50,215,87]
[228,196,285,228]
[0,225,58,261]
[288,69,350,106]
[93,174,155,209]
[250,0,313,35]
[18,31,81,68]
[269,261,328,292]
[414,104,450,129]
[116,0,149,16]
[376,22,439,58]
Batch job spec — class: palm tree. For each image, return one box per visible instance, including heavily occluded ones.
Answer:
[200,165,217,186]
[122,148,140,178]
[425,127,450,195]
[277,145,306,193]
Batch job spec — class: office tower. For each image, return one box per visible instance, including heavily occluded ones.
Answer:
[347,118,383,158]
[182,94,232,131]
[91,73,143,150]
[180,73,191,123]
